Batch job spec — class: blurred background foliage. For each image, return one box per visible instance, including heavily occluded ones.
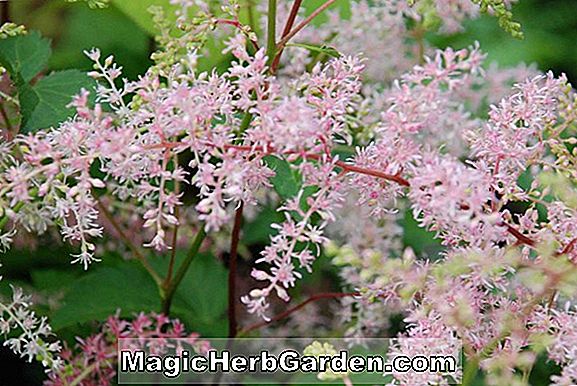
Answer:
[8,0,577,82]
[0,0,576,384]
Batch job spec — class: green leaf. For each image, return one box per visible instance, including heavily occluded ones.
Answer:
[51,263,159,330]
[31,269,80,292]
[286,43,341,58]
[111,0,176,36]
[302,0,351,24]
[140,252,228,336]
[399,209,443,258]
[51,252,228,335]
[50,5,151,79]
[0,31,51,83]
[172,253,228,324]
[19,69,95,132]
[243,205,284,245]
[264,156,302,200]
[157,253,228,325]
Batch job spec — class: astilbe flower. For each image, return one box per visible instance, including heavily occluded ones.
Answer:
[335,244,528,384]
[0,33,365,313]
[348,45,488,218]
[327,198,404,340]
[273,0,520,83]
[545,202,577,262]
[467,72,568,198]
[3,3,577,382]
[0,275,63,373]
[242,158,347,319]
[236,53,364,316]
[276,0,417,82]
[545,307,577,386]
[386,311,461,385]
[45,312,208,386]
[378,44,485,153]
[408,152,503,247]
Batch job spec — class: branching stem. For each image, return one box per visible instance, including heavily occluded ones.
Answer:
[270,0,303,73]
[276,0,337,52]
[238,292,357,335]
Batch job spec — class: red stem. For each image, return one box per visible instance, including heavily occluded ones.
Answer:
[222,143,411,186]
[143,142,410,186]
[216,19,260,51]
[558,237,577,256]
[144,142,547,248]
[335,160,410,186]
[281,0,303,38]
[275,0,337,51]
[270,0,303,73]
[239,292,357,334]
[503,223,536,247]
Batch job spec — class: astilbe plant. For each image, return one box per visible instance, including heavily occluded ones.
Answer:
[45,312,209,386]
[1,0,577,385]
[0,266,63,374]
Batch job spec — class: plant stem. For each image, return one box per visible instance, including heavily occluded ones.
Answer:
[343,374,354,386]
[216,19,259,50]
[246,0,257,33]
[503,223,535,246]
[281,0,303,38]
[165,154,181,286]
[1,0,9,24]
[0,201,23,230]
[266,0,277,65]
[238,292,356,335]
[270,0,303,73]
[276,0,337,52]
[161,227,207,315]
[69,362,99,386]
[413,24,426,64]
[461,357,479,386]
[0,103,13,138]
[228,202,244,337]
[96,198,163,286]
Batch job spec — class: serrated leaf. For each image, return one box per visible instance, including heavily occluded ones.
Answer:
[0,31,51,83]
[51,263,160,330]
[286,43,341,58]
[19,69,95,132]
[264,156,302,200]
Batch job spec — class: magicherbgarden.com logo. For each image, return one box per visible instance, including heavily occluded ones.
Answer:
[116,338,462,384]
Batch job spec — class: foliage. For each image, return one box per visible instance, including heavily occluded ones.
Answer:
[0,0,577,385]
